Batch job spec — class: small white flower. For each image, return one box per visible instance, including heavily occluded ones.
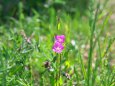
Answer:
[49,67,54,72]
[71,40,76,46]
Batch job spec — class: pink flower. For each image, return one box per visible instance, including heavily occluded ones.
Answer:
[52,42,64,53]
[55,35,65,43]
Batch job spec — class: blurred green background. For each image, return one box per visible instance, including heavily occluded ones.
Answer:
[0,0,89,22]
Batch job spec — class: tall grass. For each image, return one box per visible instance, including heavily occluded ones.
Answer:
[87,0,99,85]
[0,0,115,86]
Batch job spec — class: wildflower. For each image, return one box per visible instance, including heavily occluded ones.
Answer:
[55,35,65,43]
[71,40,76,46]
[20,30,34,44]
[52,42,64,53]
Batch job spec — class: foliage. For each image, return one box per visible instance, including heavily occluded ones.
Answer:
[0,0,88,22]
[0,0,115,86]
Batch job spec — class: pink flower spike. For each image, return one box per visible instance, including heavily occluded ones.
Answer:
[52,42,64,53]
[55,35,65,43]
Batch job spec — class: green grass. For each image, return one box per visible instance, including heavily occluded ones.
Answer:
[0,0,115,86]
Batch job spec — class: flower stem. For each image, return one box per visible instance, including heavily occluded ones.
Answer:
[59,54,61,86]
[56,54,58,86]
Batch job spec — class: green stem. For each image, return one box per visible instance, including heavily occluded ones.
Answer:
[87,32,93,86]
[92,38,101,86]
[56,54,58,86]
[29,56,33,86]
[59,54,61,86]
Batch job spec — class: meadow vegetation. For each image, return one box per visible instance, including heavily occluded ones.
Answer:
[0,0,115,86]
